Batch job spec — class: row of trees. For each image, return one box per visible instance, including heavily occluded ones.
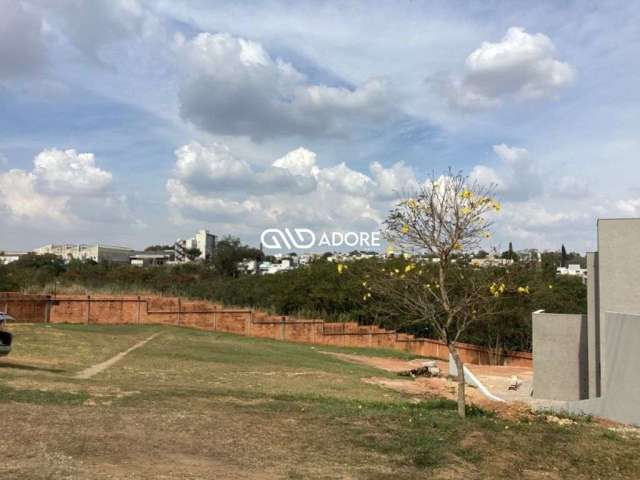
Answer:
[0,249,585,350]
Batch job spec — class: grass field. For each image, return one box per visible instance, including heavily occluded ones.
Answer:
[1,324,639,479]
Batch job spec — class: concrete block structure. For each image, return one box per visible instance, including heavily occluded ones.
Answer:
[532,313,588,400]
[533,219,640,425]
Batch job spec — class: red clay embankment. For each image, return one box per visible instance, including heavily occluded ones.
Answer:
[0,292,532,367]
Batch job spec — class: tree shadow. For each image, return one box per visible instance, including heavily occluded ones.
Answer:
[0,361,65,373]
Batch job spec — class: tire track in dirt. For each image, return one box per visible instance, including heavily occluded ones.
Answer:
[75,332,162,380]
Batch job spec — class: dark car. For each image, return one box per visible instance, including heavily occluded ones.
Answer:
[0,312,13,357]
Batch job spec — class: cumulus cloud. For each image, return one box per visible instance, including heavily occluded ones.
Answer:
[0,1,46,78]
[272,148,320,177]
[175,32,392,140]
[370,161,419,199]
[0,169,69,223]
[446,27,574,109]
[0,148,130,227]
[471,144,542,201]
[167,142,416,234]
[33,148,113,195]
[172,142,316,196]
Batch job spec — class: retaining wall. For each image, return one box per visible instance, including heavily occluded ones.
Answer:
[0,292,532,367]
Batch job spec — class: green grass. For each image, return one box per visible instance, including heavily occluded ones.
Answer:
[1,324,639,479]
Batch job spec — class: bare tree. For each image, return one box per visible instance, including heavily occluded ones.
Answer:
[372,170,502,418]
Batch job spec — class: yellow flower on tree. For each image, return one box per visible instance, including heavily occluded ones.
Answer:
[401,224,410,234]
[461,190,472,199]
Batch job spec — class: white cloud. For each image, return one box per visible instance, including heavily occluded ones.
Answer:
[615,198,640,216]
[471,144,542,201]
[166,178,266,224]
[167,142,419,236]
[272,148,319,177]
[171,142,316,196]
[370,161,418,200]
[174,142,251,184]
[0,149,130,228]
[0,169,69,223]
[175,32,392,139]
[316,163,374,196]
[33,148,113,195]
[447,27,574,109]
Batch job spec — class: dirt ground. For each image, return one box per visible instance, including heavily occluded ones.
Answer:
[323,352,541,420]
[3,324,640,479]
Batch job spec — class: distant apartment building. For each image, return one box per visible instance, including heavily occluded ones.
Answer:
[0,251,30,265]
[517,248,542,262]
[470,256,514,268]
[34,244,135,263]
[174,229,216,262]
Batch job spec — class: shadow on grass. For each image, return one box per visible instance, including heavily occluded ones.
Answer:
[0,361,65,373]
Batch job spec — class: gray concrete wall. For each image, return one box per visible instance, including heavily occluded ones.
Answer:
[532,312,589,401]
[597,219,640,391]
[586,252,600,397]
[537,312,640,426]
[599,312,640,424]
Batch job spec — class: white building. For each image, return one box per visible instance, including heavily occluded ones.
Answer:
[34,244,134,263]
[470,256,514,268]
[0,251,29,265]
[237,257,298,275]
[517,249,542,262]
[174,229,216,262]
[130,252,173,267]
[557,264,587,279]
[259,258,295,274]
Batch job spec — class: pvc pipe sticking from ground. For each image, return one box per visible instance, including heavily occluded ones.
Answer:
[449,353,506,403]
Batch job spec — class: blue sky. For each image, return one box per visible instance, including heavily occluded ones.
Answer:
[1,0,639,253]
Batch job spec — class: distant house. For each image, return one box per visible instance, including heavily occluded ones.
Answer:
[237,257,298,275]
[130,252,174,267]
[557,263,587,279]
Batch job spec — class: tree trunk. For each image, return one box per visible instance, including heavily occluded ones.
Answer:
[448,344,466,418]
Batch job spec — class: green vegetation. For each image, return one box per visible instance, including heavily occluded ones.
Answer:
[0,247,586,354]
[1,325,638,479]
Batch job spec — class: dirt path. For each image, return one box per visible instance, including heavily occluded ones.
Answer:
[323,351,536,419]
[74,332,161,380]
